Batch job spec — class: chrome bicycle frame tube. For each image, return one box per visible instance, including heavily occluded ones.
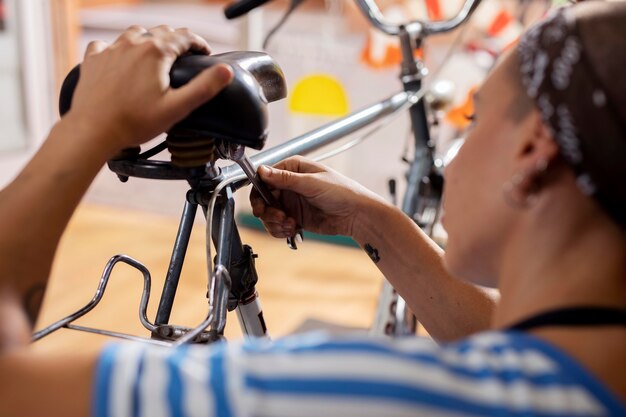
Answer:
[214,90,413,186]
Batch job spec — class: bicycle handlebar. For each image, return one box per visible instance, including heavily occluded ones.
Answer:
[354,0,482,37]
[224,0,272,19]
[224,0,482,38]
[420,0,482,35]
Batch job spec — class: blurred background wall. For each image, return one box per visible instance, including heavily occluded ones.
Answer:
[0,0,550,216]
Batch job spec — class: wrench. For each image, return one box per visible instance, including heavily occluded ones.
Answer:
[234,153,303,250]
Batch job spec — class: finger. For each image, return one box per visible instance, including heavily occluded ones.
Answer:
[148,24,175,34]
[251,197,266,218]
[144,27,209,57]
[160,64,233,120]
[175,28,211,54]
[264,223,291,239]
[260,207,286,224]
[257,165,313,194]
[116,25,148,43]
[271,189,281,201]
[263,220,287,232]
[250,186,268,216]
[84,40,109,58]
[274,219,295,237]
[283,217,297,230]
[273,155,327,174]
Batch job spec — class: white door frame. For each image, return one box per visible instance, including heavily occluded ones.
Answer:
[0,0,55,187]
[18,0,56,148]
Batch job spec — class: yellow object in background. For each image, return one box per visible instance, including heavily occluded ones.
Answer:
[288,74,349,116]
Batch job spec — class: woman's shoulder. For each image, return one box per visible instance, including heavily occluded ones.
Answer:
[95,330,626,417]
[239,330,626,416]
[439,330,626,416]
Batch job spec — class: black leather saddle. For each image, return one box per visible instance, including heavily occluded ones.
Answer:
[59,51,287,150]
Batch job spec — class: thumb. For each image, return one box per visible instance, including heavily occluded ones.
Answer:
[259,165,310,194]
[162,64,234,121]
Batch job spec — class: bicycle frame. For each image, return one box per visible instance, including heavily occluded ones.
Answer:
[33,0,483,345]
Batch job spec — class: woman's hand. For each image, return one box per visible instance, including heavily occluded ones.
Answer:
[0,25,233,337]
[65,25,233,153]
[250,156,387,238]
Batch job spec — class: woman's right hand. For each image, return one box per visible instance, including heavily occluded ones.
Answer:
[250,156,387,239]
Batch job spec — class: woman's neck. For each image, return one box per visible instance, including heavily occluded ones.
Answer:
[492,201,626,402]
[493,203,626,329]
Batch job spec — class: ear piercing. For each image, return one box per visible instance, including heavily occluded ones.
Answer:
[502,158,549,209]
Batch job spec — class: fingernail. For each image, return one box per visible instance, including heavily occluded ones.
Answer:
[259,165,272,176]
[217,64,233,83]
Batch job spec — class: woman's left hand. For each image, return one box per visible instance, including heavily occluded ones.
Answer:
[65,25,233,153]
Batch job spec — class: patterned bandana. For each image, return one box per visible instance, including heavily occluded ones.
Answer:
[517,4,626,229]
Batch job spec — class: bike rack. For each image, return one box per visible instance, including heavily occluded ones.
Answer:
[32,252,230,346]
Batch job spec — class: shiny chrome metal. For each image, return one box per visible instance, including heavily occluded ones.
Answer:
[32,254,156,342]
[215,90,412,186]
[173,265,230,346]
[352,0,482,37]
[394,297,417,336]
[235,293,269,338]
[421,0,482,36]
[66,324,172,347]
[427,80,456,111]
[352,0,409,36]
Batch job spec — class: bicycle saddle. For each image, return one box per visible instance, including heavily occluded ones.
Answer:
[59,51,287,150]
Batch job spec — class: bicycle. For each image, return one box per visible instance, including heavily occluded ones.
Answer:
[33,0,483,346]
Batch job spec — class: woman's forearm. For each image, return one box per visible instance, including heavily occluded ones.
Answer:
[352,199,498,341]
[0,115,116,326]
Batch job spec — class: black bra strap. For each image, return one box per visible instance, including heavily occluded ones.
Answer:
[507,306,626,332]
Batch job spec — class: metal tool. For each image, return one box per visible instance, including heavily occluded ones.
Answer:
[223,143,303,249]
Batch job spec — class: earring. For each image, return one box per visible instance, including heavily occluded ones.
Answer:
[502,158,549,209]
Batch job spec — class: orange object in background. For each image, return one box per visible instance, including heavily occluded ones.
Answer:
[425,0,443,20]
[446,87,476,130]
[360,35,424,70]
[360,36,403,69]
[359,2,430,70]
[488,9,514,36]
[473,1,523,55]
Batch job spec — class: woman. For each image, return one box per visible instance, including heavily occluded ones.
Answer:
[0,2,624,416]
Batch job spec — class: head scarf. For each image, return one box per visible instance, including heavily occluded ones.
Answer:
[516,1,626,229]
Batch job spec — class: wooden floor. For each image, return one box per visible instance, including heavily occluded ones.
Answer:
[32,204,383,353]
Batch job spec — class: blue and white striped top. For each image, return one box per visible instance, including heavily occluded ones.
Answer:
[93,331,626,417]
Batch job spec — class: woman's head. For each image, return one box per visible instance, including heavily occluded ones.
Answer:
[442,1,626,287]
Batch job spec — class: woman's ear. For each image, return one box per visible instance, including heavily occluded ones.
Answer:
[503,111,563,208]
[516,110,560,169]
